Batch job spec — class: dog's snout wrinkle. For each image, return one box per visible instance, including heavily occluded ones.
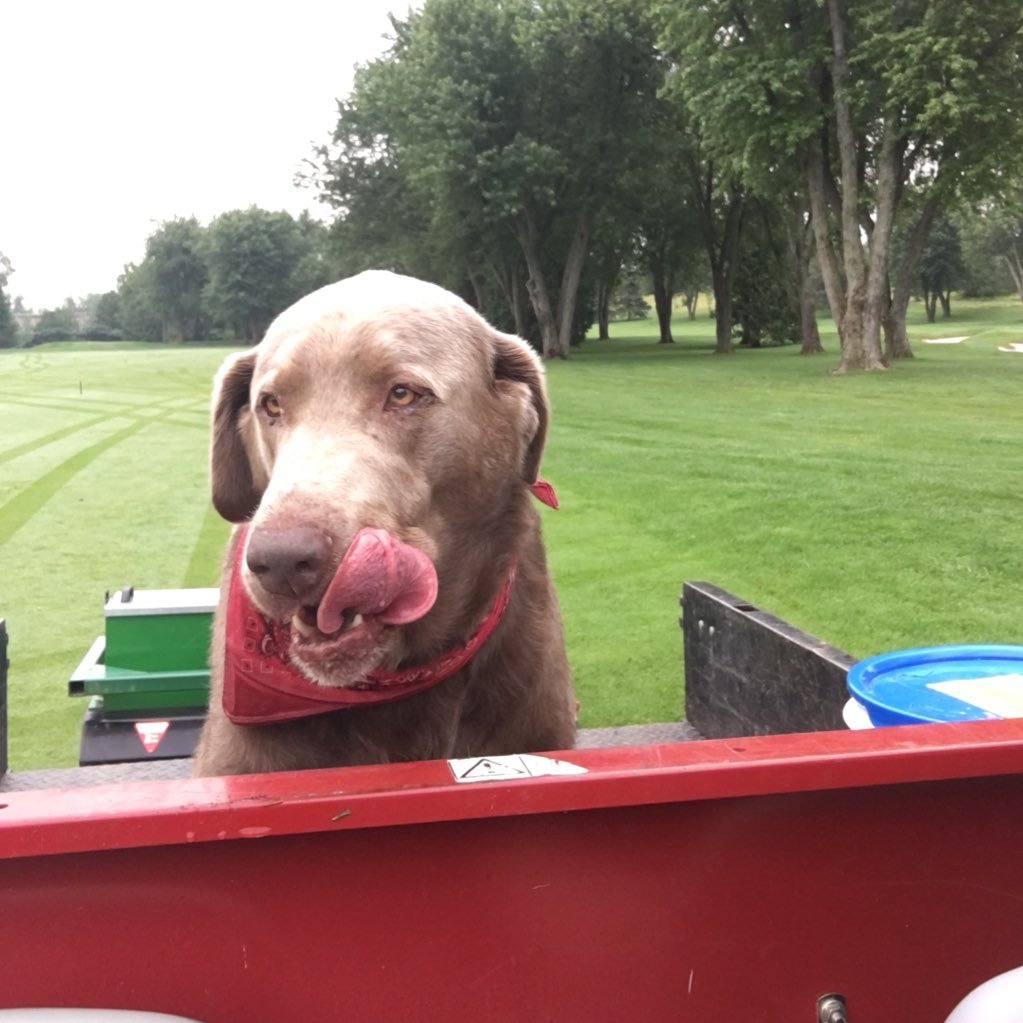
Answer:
[246,524,331,601]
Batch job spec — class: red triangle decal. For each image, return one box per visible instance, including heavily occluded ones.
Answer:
[135,720,170,753]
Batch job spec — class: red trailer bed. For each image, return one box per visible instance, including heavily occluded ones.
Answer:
[0,585,1020,1021]
[1,720,1022,1021]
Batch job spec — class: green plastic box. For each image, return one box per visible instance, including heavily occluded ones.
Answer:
[69,588,218,712]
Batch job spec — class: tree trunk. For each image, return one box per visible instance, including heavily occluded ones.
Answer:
[883,292,912,361]
[466,267,486,312]
[799,275,823,354]
[1004,247,1023,304]
[491,261,517,335]
[824,0,887,373]
[939,290,951,317]
[711,263,736,353]
[685,291,698,319]
[510,263,528,338]
[516,210,560,358]
[555,211,592,355]
[787,198,823,354]
[595,271,611,339]
[593,249,620,341]
[596,290,611,340]
[885,196,938,361]
[924,290,937,321]
[652,276,675,343]
[805,144,846,338]
[687,154,743,354]
[713,193,743,354]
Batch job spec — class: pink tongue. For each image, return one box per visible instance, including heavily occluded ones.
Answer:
[316,528,438,633]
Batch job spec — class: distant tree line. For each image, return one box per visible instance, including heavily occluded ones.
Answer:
[116,208,335,344]
[4,0,1023,367]
[1,207,336,348]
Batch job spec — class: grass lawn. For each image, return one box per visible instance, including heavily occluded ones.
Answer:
[3,299,1023,769]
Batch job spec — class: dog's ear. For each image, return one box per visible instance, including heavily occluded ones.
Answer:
[491,331,549,485]
[210,350,262,523]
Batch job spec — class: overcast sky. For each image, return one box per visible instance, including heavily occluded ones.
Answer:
[3,1,416,310]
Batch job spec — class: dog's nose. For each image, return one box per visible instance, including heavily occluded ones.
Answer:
[246,524,332,600]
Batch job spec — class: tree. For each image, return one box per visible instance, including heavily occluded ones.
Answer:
[203,208,311,342]
[688,157,745,354]
[307,3,536,333]
[306,66,473,295]
[0,253,16,348]
[30,303,77,344]
[143,218,209,342]
[956,198,1023,304]
[289,213,338,299]
[92,290,123,333]
[915,216,964,320]
[310,0,663,357]
[117,260,162,341]
[608,268,650,322]
[658,4,800,355]
[733,199,802,347]
[659,0,1023,372]
[629,100,707,346]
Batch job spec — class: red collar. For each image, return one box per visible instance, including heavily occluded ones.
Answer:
[221,481,556,725]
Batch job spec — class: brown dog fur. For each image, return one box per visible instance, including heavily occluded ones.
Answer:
[192,271,576,776]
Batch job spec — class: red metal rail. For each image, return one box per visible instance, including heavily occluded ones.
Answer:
[1,719,1022,1020]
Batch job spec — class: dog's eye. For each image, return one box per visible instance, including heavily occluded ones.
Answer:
[259,393,283,421]
[387,385,418,408]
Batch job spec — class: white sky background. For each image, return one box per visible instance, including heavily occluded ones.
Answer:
[3,0,416,311]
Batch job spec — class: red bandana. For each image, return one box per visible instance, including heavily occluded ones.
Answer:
[222,479,557,725]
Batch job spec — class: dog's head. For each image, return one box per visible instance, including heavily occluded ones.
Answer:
[210,270,550,686]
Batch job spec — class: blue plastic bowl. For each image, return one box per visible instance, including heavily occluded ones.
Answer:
[846,644,1023,727]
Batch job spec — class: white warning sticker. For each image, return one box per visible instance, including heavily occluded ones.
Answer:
[448,753,587,784]
[134,720,170,753]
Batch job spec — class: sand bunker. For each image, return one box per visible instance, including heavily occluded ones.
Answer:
[998,341,1023,353]
[921,336,969,344]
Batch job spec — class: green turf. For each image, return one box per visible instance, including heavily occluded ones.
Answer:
[2,302,1023,769]
[2,344,234,768]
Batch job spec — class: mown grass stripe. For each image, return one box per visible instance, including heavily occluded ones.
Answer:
[7,397,160,416]
[181,500,230,587]
[0,413,120,467]
[1,399,204,468]
[0,417,161,546]
[6,393,200,416]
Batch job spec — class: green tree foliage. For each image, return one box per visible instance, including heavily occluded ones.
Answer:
[957,199,1023,303]
[118,260,163,341]
[144,218,209,342]
[310,0,663,358]
[91,291,123,334]
[112,210,332,342]
[115,219,208,342]
[732,200,802,348]
[658,0,1023,371]
[916,217,964,320]
[30,301,78,345]
[203,207,317,342]
[628,102,709,346]
[289,213,336,300]
[608,268,650,322]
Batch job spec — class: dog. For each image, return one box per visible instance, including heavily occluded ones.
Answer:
[192,270,576,776]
